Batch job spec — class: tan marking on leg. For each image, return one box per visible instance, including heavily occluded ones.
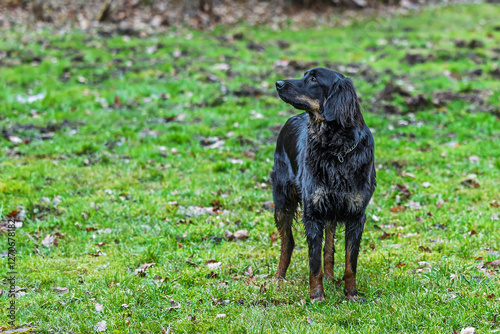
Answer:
[324,226,334,280]
[274,211,294,279]
[310,268,325,302]
[344,246,358,300]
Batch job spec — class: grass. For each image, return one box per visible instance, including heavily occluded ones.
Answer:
[1,3,499,333]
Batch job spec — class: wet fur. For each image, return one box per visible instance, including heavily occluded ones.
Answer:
[272,67,376,302]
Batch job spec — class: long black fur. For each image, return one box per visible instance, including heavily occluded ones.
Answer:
[272,67,376,301]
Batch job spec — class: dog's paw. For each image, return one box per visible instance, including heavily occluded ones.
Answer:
[311,294,325,303]
[310,287,325,303]
[345,293,359,301]
[344,291,365,302]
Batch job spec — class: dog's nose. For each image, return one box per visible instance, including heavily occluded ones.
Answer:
[276,81,285,89]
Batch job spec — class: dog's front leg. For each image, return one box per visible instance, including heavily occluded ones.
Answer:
[344,213,366,300]
[304,216,325,302]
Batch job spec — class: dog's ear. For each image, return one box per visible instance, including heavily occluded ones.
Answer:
[323,77,361,127]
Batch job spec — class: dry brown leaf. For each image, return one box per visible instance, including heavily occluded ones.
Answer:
[485,259,500,268]
[378,232,394,240]
[270,232,278,244]
[390,206,406,213]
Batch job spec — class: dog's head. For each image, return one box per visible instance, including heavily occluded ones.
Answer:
[276,67,362,127]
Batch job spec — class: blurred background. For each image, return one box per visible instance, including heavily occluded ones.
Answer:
[1,0,466,31]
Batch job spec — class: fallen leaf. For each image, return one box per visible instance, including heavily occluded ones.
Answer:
[224,230,234,241]
[7,210,19,217]
[419,245,431,252]
[206,260,221,270]
[460,327,476,334]
[378,232,394,240]
[436,199,445,209]
[485,259,500,267]
[41,234,57,247]
[244,266,253,276]
[390,206,406,213]
[140,262,155,270]
[395,183,412,200]
[53,287,69,294]
[134,268,147,277]
[234,229,249,240]
[95,303,104,312]
[461,174,480,188]
[15,92,46,104]
[94,320,107,332]
[468,156,480,163]
[408,200,422,210]
[306,316,313,324]
[166,299,180,310]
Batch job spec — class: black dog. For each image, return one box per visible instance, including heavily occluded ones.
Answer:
[272,67,376,302]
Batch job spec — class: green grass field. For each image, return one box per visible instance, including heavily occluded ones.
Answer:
[1,3,499,333]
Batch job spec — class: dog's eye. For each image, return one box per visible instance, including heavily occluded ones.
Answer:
[311,77,316,82]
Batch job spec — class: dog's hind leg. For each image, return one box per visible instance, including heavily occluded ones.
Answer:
[343,213,366,300]
[274,205,297,279]
[323,221,336,281]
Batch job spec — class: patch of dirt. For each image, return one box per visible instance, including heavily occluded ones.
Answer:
[378,82,412,101]
[233,84,266,97]
[274,59,319,78]
[1,119,84,145]
[490,67,500,79]
[405,94,429,111]
[454,39,485,49]
[431,89,491,107]
[431,89,499,117]
[403,53,428,65]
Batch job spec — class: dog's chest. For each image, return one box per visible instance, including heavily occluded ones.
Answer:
[311,185,364,212]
